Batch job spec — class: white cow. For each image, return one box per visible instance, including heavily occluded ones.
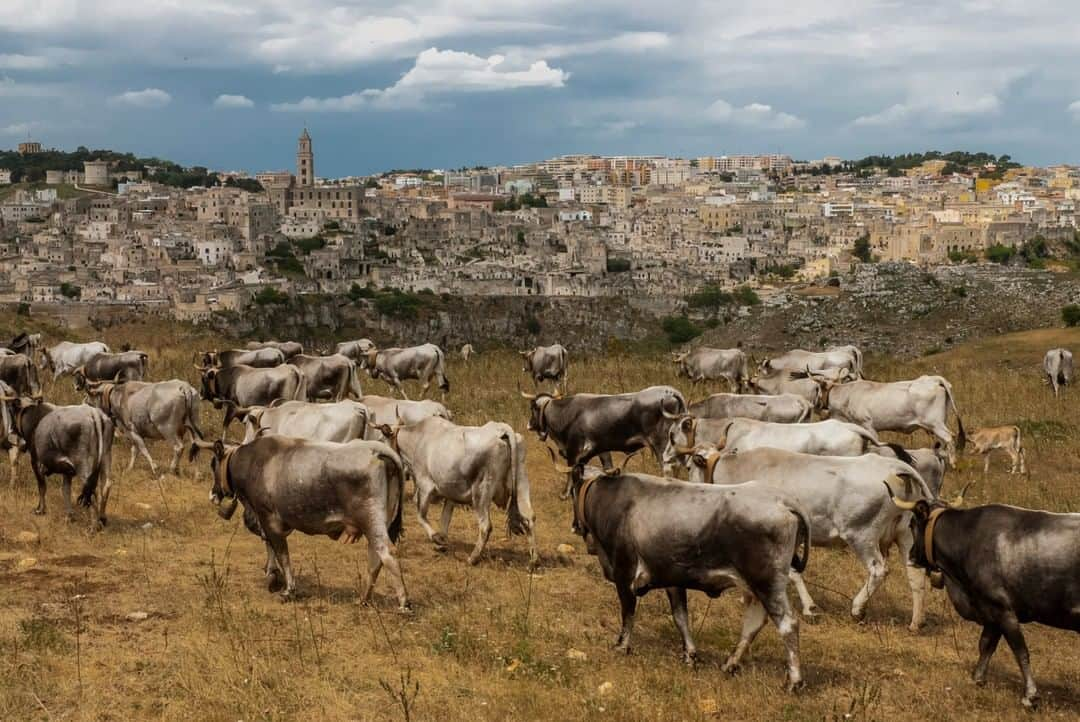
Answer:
[387,416,537,567]
[688,392,812,423]
[241,400,370,444]
[820,375,966,465]
[688,445,935,630]
[1043,348,1073,398]
[41,341,110,379]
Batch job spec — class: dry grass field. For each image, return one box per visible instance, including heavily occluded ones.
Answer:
[0,322,1078,721]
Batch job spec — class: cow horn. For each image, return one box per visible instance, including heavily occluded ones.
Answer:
[30,390,42,401]
[883,480,918,510]
[661,408,685,420]
[605,450,639,476]
[518,382,537,400]
[544,446,574,474]
[950,480,974,507]
[551,388,563,400]
[673,444,696,455]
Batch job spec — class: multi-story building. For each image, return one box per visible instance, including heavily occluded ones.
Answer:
[267,129,367,223]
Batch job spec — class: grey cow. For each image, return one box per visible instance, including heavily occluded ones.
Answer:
[244,340,304,360]
[84,379,204,476]
[567,465,809,690]
[364,344,449,399]
[193,436,408,609]
[289,354,364,401]
[520,344,568,391]
[7,397,114,529]
[673,346,749,392]
[202,347,285,369]
[888,491,1080,708]
[41,341,110,379]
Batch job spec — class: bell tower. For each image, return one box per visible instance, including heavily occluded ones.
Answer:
[296,128,314,187]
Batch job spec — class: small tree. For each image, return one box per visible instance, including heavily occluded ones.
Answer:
[662,316,702,344]
[1063,304,1080,327]
[985,244,1015,264]
[853,234,872,263]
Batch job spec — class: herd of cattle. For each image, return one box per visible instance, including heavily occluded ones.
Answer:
[0,332,1076,708]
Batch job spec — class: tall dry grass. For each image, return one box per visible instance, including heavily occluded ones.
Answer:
[0,325,1078,720]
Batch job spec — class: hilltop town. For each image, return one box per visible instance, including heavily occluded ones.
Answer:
[1,133,1078,332]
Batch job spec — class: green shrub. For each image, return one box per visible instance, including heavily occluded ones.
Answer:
[733,285,761,306]
[373,289,425,319]
[606,258,631,273]
[1063,304,1080,327]
[985,244,1015,264]
[662,316,702,344]
[254,287,289,306]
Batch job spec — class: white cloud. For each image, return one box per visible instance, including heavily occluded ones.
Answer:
[272,47,567,112]
[706,99,805,130]
[1068,100,1080,121]
[852,74,1011,129]
[0,122,35,136]
[0,54,53,70]
[0,76,62,97]
[110,88,172,108]
[213,94,254,109]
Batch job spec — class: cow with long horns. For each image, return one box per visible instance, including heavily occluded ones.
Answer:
[195,363,307,438]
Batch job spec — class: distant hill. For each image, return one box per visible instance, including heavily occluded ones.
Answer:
[0,146,262,191]
[797,150,1021,178]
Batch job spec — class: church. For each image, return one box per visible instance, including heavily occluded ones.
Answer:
[267,129,367,224]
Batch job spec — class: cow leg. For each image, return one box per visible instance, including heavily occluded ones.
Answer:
[467,502,493,566]
[983,451,991,475]
[665,588,697,665]
[896,524,927,631]
[722,592,768,675]
[8,446,18,486]
[362,533,410,612]
[439,500,454,541]
[266,535,296,599]
[1018,446,1027,475]
[414,481,446,548]
[559,472,574,501]
[764,586,803,692]
[973,623,1002,686]
[598,452,614,473]
[613,583,637,654]
[168,437,184,475]
[1000,616,1039,708]
[31,462,47,515]
[850,542,888,621]
[787,570,819,617]
[127,444,138,474]
[61,474,75,521]
[263,540,284,593]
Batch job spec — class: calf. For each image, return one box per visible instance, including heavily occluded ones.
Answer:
[569,465,808,689]
[85,379,203,476]
[460,343,475,362]
[193,437,408,608]
[387,416,537,567]
[888,490,1080,708]
[7,397,114,528]
[968,425,1026,475]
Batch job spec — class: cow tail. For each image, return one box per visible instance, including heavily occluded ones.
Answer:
[501,426,528,536]
[184,386,204,440]
[78,410,108,507]
[883,441,914,465]
[941,379,966,451]
[378,447,406,543]
[435,346,450,391]
[789,507,810,573]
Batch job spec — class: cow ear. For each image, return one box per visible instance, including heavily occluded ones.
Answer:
[213,440,225,458]
[690,453,706,468]
[913,499,931,519]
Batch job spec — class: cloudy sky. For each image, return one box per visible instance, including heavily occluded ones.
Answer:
[1,1,1078,176]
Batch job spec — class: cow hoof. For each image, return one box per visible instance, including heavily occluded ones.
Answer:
[65,513,76,523]
[31,508,45,516]
[612,640,631,655]
[267,572,285,593]
[787,678,805,694]
[1021,695,1039,710]
[397,603,413,615]
[721,661,740,676]
[558,491,570,501]
[908,622,924,634]
[682,651,697,667]
[973,675,987,687]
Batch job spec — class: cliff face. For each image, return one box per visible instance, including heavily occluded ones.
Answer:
[212,295,666,351]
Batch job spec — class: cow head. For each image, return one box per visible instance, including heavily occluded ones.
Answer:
[84,380,116,415]
[191,439,240,519]
[72,367,88,392]
[198,366,220,401]
[519,349,533,372]
[671,352,689,377]
[687,444,724,484]
[520,389,556,441]
[363,349,379,375]
[663,414,698,468]
[886,479,972,584]
[39,349,53,373]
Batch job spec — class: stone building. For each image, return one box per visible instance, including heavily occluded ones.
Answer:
[83,160,110,186]
[267,129,367,223]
